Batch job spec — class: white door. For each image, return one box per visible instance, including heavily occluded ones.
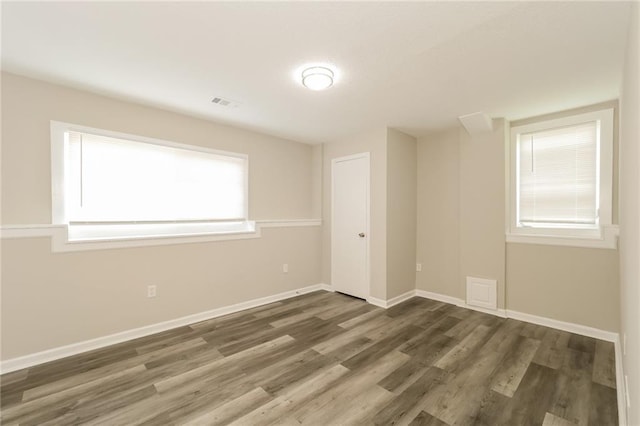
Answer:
[331,153,370,299]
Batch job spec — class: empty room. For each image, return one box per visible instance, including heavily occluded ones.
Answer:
[1,1,639,425]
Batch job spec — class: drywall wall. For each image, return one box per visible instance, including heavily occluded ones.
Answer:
[416,129,460,298]
[1,227,321,360]
[322,127,387,300]
[416,115,620,332]
[1,72,317,223]
[619,2,639,424]
[506,244,619,331]
[0,72,322,360]
[386,128,417,299]
[459,120,506,309]
[507,103,621,332]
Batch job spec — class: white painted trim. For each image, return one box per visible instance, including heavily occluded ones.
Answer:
[367,296,388,309]
[415,290,464,307]
[505,310,617,342]
[0,283,328,374]
[507,109,616,247]
[415,290,508,318]
[317,283,334,292]
[615,335,628,426]
[0,220,322,252]
[415,290,617,340]
[506,225,619,249]
[386,290,417,308]
[257,219,322,228]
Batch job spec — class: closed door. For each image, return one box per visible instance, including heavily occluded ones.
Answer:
[331,153,369,299]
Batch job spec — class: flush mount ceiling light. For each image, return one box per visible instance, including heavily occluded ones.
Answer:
[301,66,334,91]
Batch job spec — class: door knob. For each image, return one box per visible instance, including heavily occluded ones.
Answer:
[358,232,366,238]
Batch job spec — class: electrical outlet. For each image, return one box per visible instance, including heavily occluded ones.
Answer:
[282,264,289,273]
[416,263,422,272]
[147,285,157,298]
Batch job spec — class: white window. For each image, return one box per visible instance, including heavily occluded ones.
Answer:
[51,121,254,243]
[507,108,615,248]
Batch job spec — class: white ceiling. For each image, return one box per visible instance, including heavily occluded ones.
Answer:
[1,1,632,144]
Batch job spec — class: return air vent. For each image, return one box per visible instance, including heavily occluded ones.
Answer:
[211,97,241,108]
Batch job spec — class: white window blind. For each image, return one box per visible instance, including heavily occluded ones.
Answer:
[517,121,598,227]
[66,131,247,223]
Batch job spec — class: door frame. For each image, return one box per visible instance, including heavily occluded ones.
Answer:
[331,152,371,299]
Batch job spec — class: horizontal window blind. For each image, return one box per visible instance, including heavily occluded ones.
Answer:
[66,131,246,222]
[517,121,598,226]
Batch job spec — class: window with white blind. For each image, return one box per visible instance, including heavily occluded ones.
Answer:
[51,122,253,243]
[508,108,614,246]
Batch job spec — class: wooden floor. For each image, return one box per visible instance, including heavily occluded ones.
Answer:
[0,291,618,425]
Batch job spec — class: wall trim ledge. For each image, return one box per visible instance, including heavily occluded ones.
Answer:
[0,283,329,374]
[0,220,322,252]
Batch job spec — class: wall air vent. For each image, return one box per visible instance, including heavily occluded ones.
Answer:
[211,97,241,108]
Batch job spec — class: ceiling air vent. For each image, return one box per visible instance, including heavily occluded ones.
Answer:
[211,97,241,108]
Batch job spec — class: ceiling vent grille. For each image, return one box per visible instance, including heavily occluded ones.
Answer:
[211,97,241,108]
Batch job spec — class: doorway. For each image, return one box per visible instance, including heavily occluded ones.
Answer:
[331,153,370,299]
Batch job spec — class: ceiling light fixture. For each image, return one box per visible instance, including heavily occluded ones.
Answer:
[301,66,334,91]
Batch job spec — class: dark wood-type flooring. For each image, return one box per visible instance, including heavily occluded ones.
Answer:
[0,291,618,425]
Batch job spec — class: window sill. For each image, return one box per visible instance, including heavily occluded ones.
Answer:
[506,225,619,249]
[67,221,256,242]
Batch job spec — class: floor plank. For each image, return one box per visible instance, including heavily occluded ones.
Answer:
[0,291,619,425]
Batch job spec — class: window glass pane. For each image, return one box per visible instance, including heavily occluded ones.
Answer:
[66,131,246,222]
[517,121,598,226]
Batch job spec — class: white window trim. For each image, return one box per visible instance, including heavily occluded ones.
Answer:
[50,121,253,244]
[506,109,616,249]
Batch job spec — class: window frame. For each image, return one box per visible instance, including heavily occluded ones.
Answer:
[51,121,253,243]
[507,108,615,247]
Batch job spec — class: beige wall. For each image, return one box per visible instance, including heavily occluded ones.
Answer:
[386,128,417,299]
[322,127,387,299]
[1,228,321,360]
[416,129,460,297]
[619,2,640,424]
[506,244,619,331]
[416,116,620,332]
[507,103,621,332]
[459,120,506,308]
[1,72,317,223]
[1,73,322,360]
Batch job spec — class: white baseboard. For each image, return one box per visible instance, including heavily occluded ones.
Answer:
[414,289,616,342]
[367,296,388,308]
[0,283,328,374]
[386,290,416,308]
[415,290,463,307]
[415,290,507,318]
[504,309,617,342]
[614,335,628,426]
[317,283,334,292]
